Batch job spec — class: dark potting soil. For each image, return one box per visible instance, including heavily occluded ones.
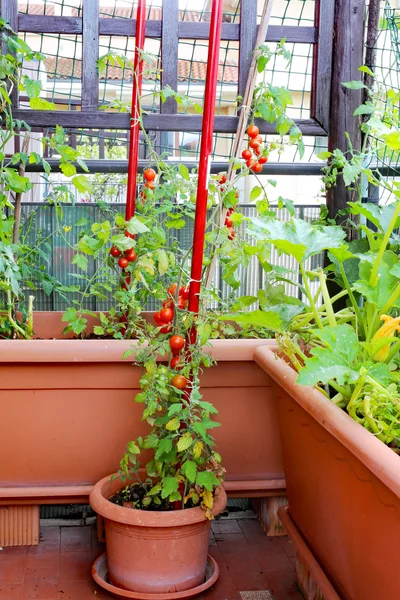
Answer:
[109,482,195,511]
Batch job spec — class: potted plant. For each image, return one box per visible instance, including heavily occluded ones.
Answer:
[225,73,400,599]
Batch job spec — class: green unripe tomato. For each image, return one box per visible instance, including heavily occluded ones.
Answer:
[203,257,211,266]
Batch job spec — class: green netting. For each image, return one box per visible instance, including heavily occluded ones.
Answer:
[18,0,319,164]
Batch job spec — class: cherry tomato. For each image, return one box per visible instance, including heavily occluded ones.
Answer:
[177,297,187,310]
[241,149,252,160]
[125,250,137,262]
[168,283,177,296]
[249,135,262,149]
[160,307,174,322]
[170,335,185,352]
[179,286,190,300]
[225,217,233,227]
[246,158,256,168]
[247,125,259,138]
[145,180,156,190]
[160,323,173,334]
[125,230,134,239]
[154,311,164,325]
[218,173,227,184]
[171,374,187,390]
[143,168,156,181]
[254,146,261,156]
[227,207,234,215]
[162,299,174,309]
[228,227,235,240]
[170,356,183,370]
[110,246,121,258]
[258,156,268,164]
[235,190,239,198]
[118,257,129,269]
[251,162,263,173]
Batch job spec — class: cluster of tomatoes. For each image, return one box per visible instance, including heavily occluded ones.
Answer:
[110,244,136,270]
[139,167,157,202]
[241,125,268,173]
[169,334,187,390]
[216,174,237,242]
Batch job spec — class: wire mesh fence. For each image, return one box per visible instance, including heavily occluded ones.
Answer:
[14,200,323,312]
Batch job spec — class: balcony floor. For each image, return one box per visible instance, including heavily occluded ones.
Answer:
[0,517,302,600]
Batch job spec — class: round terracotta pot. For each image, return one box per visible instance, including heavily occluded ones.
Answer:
[90,474,227,594]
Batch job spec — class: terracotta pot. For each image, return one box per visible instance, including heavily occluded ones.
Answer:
[90,475,227,594]
[0,313,283,503]
[255,346,400,600]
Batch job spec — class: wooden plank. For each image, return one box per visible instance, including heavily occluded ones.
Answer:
[82,0,99,112]
[18,15,82,34]
[18,14,317,43]
[12,110,327,136]
[312,0,335,132]
[161,0,179,114]
[2,0,18,108]
[238,0,257,99]
[326,0,366,224]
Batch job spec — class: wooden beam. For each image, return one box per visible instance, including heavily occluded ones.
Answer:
[312,0,335,132]
[17,14,317,43]
[1,0,18,108]
[326,0,366,223]
[12,110,327,136]
[238,0,257,99]
[160,0,179,152]
[82,0,99,112]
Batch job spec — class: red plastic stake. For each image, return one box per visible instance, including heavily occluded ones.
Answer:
[187,0,223,342]
[125,0,147,222]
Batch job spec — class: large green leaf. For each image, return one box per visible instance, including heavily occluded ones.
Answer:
[348,201,400,233]
[220,310,283,332]
[249,217,346,262]
[297,325,361,387]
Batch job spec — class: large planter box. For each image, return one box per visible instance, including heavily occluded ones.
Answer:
[255,346,400,600]
[0,313,284,505]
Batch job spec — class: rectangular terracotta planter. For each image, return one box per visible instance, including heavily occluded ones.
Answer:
[255,346,400,600]
[0,313,285,505]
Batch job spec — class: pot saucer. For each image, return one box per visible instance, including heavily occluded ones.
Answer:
[91,552,219,599]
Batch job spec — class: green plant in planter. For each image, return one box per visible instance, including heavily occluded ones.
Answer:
[0,20,94,338]
[224,74,400,451]
[61,43,304,513]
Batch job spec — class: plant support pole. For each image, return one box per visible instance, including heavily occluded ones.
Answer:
[125,0,146,221]
[187,0,224,341]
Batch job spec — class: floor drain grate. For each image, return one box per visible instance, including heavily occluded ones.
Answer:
[240,592,273,600]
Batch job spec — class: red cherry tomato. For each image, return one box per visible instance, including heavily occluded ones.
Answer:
[125,230,134,239]
[160,307,174,322]
[118,257,129,269]
[145,180,156,190]
[110,246,121,258]
[218,173,227,184]
[168,283,177,296]
[225,217,233,228]
[160,323,173,334]
[143,168,156,181]
[254,146,262,156]
[162,299,174,309]
[170,335,185,352]
[247,125,259,138]
[171,374,187,390]
[258,156,268,164]
[125,250,137,262]
[251,162,263,173]
[177,297,186,310]
[154,311,164,325]
[227,207,234,215]
[249,135,262,149]
[241,149,252,161]
[179,286,190,300]
[246,158,256,168]
[170,356,183,370]
[228,227,235,240]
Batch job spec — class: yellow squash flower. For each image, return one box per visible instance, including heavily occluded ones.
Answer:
[372,315,400,361]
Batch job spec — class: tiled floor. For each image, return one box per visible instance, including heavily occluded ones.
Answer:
[0,518,302,600]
